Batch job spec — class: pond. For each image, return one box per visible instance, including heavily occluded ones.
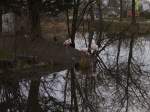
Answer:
[0,33,150,112]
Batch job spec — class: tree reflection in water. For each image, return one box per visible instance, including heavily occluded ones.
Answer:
[0,79,26,111]
[0,34,150,112]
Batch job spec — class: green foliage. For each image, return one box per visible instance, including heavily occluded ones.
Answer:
[63,0,73,9]
[43,0,73,16]
[140,11,150,19]
[0,49,13,59]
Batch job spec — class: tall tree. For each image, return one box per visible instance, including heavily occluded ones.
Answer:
[0,1,4,33]
[120,0,123,21]
[26,80,41,112]
[96,0,103,47]
[27,0,42,39]
[0,9,2,33]
[132,0,136,23]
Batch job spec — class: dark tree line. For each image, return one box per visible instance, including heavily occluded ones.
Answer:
[0,0,74,33]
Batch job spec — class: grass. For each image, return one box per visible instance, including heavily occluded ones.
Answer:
[0,49,13,59]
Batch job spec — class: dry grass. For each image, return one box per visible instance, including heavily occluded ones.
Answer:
[41,17,68,43]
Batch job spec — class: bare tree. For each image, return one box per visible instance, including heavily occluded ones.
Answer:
[26,79,41,112]
[132,0,136,23]
[0,9,2,33]
[120,0,123,21]
[96,0,103,47]
[27,0,42,39]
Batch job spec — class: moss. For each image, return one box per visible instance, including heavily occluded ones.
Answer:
[0,49,13,59]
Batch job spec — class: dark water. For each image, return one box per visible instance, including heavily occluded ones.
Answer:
[0,35,150,112]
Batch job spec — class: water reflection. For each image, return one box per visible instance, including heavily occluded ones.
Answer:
[0,34,150,112]
[0,79,26,111]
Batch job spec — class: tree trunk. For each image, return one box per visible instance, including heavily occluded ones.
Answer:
[27,0,41,39]
[88,0,94,53]
[70,0,80,48]
[71,69,79,112]
[120,0,123,21]
[0,9,2,33]
[126,38,134,112]
[69,1,80,111]
[26,79,41,112]
[96,0,103,47]
[132,0,136,23]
